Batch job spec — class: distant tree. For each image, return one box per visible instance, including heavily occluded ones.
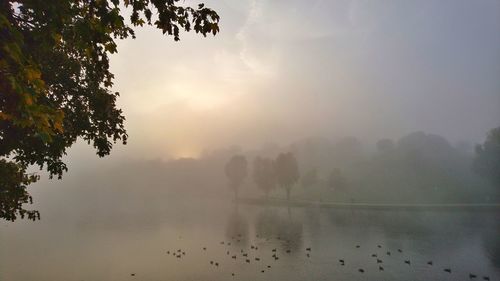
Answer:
[376,139,396,153]
[0,0,220,221]
[275,152,299,201]
[473,127,500,188]
[328,168,346,191]
[300,168,318,189]
[335,137,363,159]
[252,157,276,198]
[225,155,248,199]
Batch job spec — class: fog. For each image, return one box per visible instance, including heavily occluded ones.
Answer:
[27,0,499,206]
[2,1,500,281]
[105,0,500,159]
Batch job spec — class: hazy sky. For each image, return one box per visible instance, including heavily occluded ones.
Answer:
[105,0,499,159]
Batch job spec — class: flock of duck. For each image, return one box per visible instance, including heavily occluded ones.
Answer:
[346,245,491,280]
[150,234,493,280]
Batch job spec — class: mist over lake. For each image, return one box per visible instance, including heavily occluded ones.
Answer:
[2,138,499,280]
[1,1,499,280]
[1,181,498,281]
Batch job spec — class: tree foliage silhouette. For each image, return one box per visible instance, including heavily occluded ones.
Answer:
[300,167,318,189]
[328,168,346,190]
[0,0,219,221]
[0,159,39,221]
[474,127,500,189]
[275,152,299,201]
[253,156,276,197]
[225,155,247,200]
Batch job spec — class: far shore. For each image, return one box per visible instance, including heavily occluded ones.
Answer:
[236,197,500,210]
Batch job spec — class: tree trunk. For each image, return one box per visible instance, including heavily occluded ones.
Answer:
[286,187,290,201]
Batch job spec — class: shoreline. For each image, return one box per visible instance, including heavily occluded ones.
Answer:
[236,197,500,210]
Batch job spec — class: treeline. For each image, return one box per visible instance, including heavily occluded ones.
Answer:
[224,152,299,201]
[223,128,499,203]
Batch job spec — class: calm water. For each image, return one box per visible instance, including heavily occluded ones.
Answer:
[1,199,499,281]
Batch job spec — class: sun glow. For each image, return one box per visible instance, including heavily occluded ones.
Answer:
[170,147,201,160]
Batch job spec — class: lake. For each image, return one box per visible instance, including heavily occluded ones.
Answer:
[1,198,499,281]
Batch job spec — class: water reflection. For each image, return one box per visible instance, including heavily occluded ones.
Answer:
[225,205,249,248]
[482,221,500,269]
[0,201,498,281]
[254,208,303,252]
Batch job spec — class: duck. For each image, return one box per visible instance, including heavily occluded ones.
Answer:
[398,249,402,253]
[427,261,433,265]
[444,268,451,273]
[371,254,377,257]
[246,259,250,263]
[377,259,383,264]
[379,266,384,271]
[386,251,391,256]
[469,273,477,279]
[358,268,365,273]
[306,247,311,251]
[404,260,410,265]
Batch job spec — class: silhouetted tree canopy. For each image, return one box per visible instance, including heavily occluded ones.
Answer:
[300,167,318,189]
[376,138,396,153]
[328,168,346,190]
[275,152,299,200]
[474,127,500,188]
[253,156,276,197]
[0,159,39,221]
[0,0,220,221]
[225,155,247,199]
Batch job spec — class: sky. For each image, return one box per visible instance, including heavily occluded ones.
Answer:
[104,0,500,160]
